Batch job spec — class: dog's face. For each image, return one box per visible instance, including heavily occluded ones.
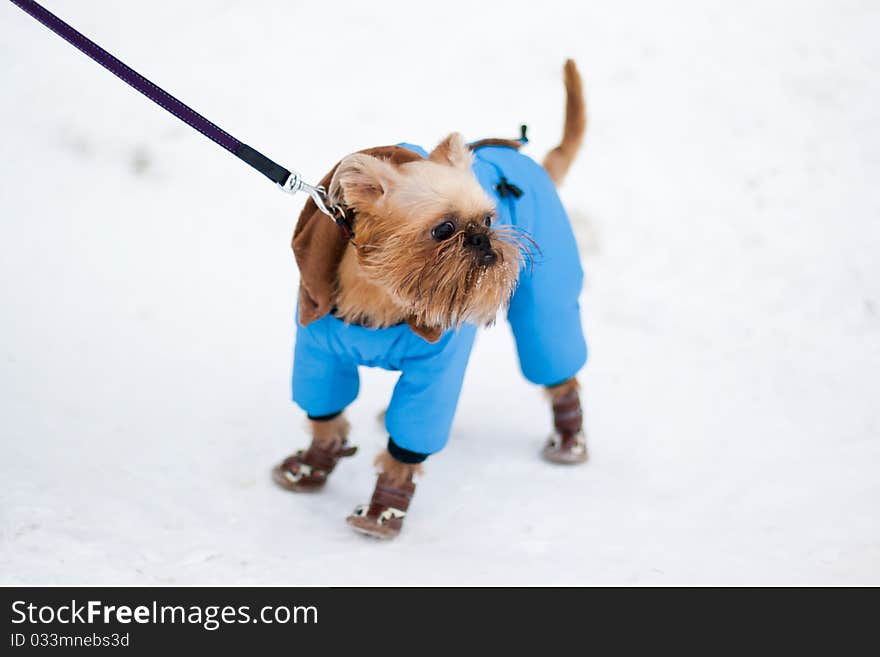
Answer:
[328,134,525,332]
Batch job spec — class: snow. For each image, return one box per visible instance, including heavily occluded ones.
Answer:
[1,0,878,585]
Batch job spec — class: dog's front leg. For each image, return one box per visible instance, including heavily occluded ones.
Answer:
[346,448,421,539]
[272,414,357,492]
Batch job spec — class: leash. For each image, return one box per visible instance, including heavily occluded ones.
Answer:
[9,0,353,238]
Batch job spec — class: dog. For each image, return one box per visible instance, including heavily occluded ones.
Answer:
[273,60,588,539]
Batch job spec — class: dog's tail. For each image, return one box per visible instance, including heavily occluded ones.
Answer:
[542,59,586,186]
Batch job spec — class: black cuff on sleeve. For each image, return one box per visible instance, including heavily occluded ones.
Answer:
[387,436,429,464]
[307,411,342,422]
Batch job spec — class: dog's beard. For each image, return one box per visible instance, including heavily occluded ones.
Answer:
[357,226,535,330]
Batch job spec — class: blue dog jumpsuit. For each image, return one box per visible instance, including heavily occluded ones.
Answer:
[292,142,587,460]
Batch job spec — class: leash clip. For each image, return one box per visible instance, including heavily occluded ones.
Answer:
[278,170,334,216]
[278,171,352,239]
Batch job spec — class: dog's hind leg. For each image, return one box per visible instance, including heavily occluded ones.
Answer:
[272,414,358,492]
[542,379,588,464]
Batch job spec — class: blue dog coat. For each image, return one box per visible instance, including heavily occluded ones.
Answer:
[292,142,587,457]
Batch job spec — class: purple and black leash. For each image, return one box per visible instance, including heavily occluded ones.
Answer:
[9,0,353,237]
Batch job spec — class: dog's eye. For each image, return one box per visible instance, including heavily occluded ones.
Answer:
[431,221,456,241]
[484,214,493,227]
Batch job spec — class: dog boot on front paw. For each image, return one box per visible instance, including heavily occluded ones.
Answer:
[346,473,415,539]
[543,383,588,464]
[272,440,357,492]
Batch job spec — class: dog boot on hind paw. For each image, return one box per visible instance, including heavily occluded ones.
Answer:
[542,386,588,464]
[272,441,357,492]
[543,430,588,464]
[346,473,415,539]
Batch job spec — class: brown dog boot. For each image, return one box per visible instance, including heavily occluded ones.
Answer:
[542,379,588,464]
[272,415,357,492]
[346,451,419,539]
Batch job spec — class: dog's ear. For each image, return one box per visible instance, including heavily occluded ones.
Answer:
[428,132,472,169]
[329,153,399,208]
[406,318,443,343]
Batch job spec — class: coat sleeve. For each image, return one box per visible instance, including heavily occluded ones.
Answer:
[384,324,478,455]
[291,319,360,417]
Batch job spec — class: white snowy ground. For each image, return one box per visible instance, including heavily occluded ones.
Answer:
[1,0,878,585]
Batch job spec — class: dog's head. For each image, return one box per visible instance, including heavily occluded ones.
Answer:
[328,133,525,335]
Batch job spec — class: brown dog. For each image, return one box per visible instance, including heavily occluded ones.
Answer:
[274,60,588,538]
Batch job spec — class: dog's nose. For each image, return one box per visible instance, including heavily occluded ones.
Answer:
[466,232,497,265]
[467,233,490,250]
